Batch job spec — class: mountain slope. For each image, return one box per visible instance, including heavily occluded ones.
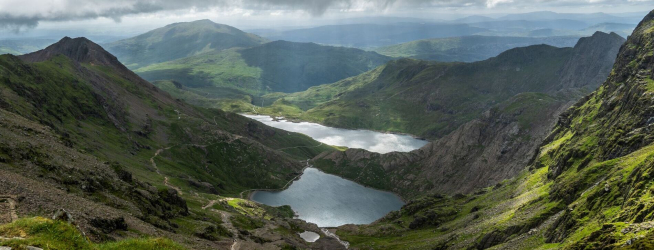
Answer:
[105,20,267,69]
[374,35,581,62]
[135,40,391,95]
[255,32,625,141]
[333,9,654,250]
[0,37,341,249]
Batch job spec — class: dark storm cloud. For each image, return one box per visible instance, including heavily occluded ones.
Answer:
[0,14,39,32]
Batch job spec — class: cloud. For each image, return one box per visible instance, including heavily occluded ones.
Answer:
[0,0,652,31]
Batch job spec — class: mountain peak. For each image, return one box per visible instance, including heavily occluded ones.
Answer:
[573,31,625,49]
[19,36,125,69]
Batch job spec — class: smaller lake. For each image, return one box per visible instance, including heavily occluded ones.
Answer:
[251,168,405,227]
[242,114,428,153]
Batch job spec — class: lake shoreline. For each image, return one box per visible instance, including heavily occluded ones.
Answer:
[241,160,312,200]
[249,167,405,227]
[243,112,430,142]
[241,113,429,154]
[247,165,407,203]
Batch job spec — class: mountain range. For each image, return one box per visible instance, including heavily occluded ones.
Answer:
[249,32,625,141]
[4,9,654,250]
[373,35,582,62]
[333,10,654,249]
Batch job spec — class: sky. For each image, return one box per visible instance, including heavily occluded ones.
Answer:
[1,0,653,39]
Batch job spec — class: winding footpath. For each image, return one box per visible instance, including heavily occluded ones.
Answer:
[201,199,240,250]
[150,147,183,195]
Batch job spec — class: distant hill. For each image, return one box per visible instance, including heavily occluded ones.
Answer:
[105,19,267,69]
[468,19,590,31]
[135,40,391,96]
[251,23,488,48]
[498,11,634,24]
[373,35,581,62]
[0,38,56,55]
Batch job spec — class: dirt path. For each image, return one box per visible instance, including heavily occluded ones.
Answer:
[202,199,220,210]
[212,207,240,250]
[150,147,183,195]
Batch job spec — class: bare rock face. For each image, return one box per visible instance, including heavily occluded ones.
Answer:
[19,37,126,70]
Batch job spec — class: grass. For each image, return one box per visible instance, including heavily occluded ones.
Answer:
[0,217,185,250]
[134,40,390,98]
[227,44,587,140]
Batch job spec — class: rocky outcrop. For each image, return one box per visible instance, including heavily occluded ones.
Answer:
[555,31,626,91]
[20,37,127,70]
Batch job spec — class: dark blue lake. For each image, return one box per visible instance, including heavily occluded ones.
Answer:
[251,168,405,227]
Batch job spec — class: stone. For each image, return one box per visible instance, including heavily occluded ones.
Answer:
[52,208,74,224]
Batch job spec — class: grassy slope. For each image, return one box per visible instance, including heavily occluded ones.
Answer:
[247,45,573,140]
[335,10,654,250]
[0,42,338,248]
[105,20,266,69]
[311,91,577,198]
[135,40,391,96]
[1,52,334,195]
[0,217,184,250]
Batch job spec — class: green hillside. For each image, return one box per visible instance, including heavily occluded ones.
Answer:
[241,32,624,140]
[0,37,340,249]
[105,19,267,69]
[374,35,580,62]
[332,11,654,249]
[135,40,391,96]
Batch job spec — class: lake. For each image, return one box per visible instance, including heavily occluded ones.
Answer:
[250,168,405,227]
[242,114,428,153]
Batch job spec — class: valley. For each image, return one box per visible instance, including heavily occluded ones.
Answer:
[1,3,654,250]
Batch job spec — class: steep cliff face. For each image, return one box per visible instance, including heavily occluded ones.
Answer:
[334,9,654,250]
[555,32,626,90]
[313,32,625,198]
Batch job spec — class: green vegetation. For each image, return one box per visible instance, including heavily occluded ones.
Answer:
[0,37,338,249]
[224,32,623,140]
[334,10,654,249]
[0,217,185,250]
[136,40,390,96]
[105,19,267,69]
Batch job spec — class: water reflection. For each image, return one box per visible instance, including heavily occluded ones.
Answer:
[251,168,405,227]
[242,114,428,153]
